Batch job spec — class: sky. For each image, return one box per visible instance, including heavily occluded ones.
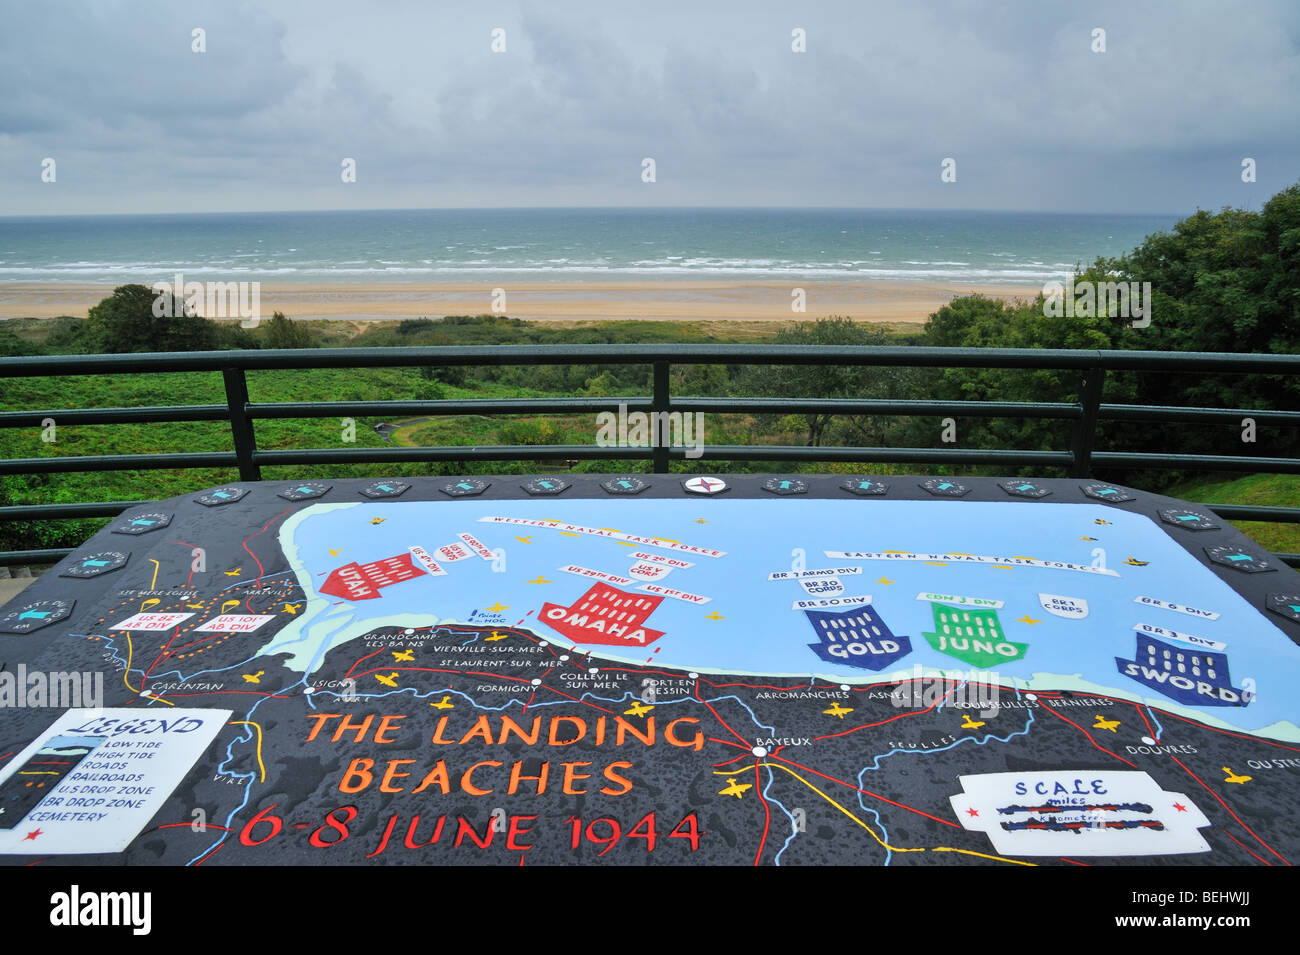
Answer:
[0,0,1296,215]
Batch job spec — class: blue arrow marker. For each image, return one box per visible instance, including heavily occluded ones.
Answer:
[18,610,51,621]
[457,482,473,490]
[538,481,554,489]
[1098,488,1117,495]
[214,491,231,498]
[938,482,953,490]
[1225,553,1253,562]
[296,486,315,494]
[779,480,793,489]
[82,559,110,567]
[1176,514,1199,522]
[1016,483,1035,491]
[1290,605,1300,614]
[130,518,157,526]
[377,484,393,491]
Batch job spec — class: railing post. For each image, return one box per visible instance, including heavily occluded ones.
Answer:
[652,360,670,473]
[223,366,261,482]
[1069,366,1105,478]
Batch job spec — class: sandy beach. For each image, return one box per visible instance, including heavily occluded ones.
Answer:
[0,280,1040,325]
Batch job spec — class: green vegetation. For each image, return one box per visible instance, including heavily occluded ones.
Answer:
[1163,474,1300,555]
[2,185,1298,559]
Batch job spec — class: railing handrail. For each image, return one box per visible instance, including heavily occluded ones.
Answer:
[2,343,1298,567]
[3,344,1300,377]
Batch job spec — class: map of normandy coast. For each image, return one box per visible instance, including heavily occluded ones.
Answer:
[3,478,1299,866]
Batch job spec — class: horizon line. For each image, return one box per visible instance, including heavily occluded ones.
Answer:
[0,204,1191,220]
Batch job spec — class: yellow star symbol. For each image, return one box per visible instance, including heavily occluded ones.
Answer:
[484,602,508,613]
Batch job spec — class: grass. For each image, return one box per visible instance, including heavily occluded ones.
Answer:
[2,315,1294,559]
[1164,473,1300,556]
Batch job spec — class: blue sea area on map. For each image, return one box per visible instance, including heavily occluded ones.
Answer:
[279,498,1300,737]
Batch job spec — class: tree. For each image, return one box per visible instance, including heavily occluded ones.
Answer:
[84,284,218,353]
[736,317,911,447]
[260,311,316,349]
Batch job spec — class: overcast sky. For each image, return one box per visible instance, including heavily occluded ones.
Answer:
[1,0,1296,215]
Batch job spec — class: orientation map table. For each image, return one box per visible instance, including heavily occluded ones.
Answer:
[2,473,1299,867]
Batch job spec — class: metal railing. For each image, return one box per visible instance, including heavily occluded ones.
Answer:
[2,344,1298,565]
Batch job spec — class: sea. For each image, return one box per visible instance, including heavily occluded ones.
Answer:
[246,497,1300,742]
[0,208,1180,286]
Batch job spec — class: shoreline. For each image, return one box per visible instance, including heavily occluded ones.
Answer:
[0,279,1040,324]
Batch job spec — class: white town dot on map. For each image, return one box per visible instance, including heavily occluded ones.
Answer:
[1141,736,1156,745]
[752,746,768,757]
[559,654,569,661]
[588,667,599,674]
[139,689,152,697]
[403,629,414,635]
[840,684,850,691]
[689,672,699,679]
[539,641,548,647]
[531,678,541,686]
[1025,693,1038,701]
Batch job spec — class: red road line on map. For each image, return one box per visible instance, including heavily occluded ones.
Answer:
[1037,703,1138,768]
[163,690,290,699]
[767,753,962,829]
[814,687,957,742]
[144,625,187,679]
[713,750,754,768]
[694,682,750,746]
[1167,754,1289,865]
[1020,689,1300,754]
[522,689,537,715]
[355,666,532,684]
[535,683,618,715]
[1058,857,1089,866]
[1131,702,1156,740]
[753,759,771,866]
[1219,828,1270,865]
[346,648,385,679]
[193,843,224,866]
[170,539,201,587]
[1157,709,1300,753]
[241,507,292,589]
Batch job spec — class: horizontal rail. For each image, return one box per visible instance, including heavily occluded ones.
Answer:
[0,452,238,475]
[2,344,1297,567]
[253,445,645,466]
[0,406,230,428]
[1100,404,1300,425]
[1200,504,1300,524]
[0,548,73,567]
[0,501,148,520]
[669,398,1081,418]
[1091,452,1300,473]
[251,398,652,420]
[5,345,1300,378]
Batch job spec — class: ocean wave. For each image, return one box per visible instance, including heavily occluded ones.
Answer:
[0,263,1063,283]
